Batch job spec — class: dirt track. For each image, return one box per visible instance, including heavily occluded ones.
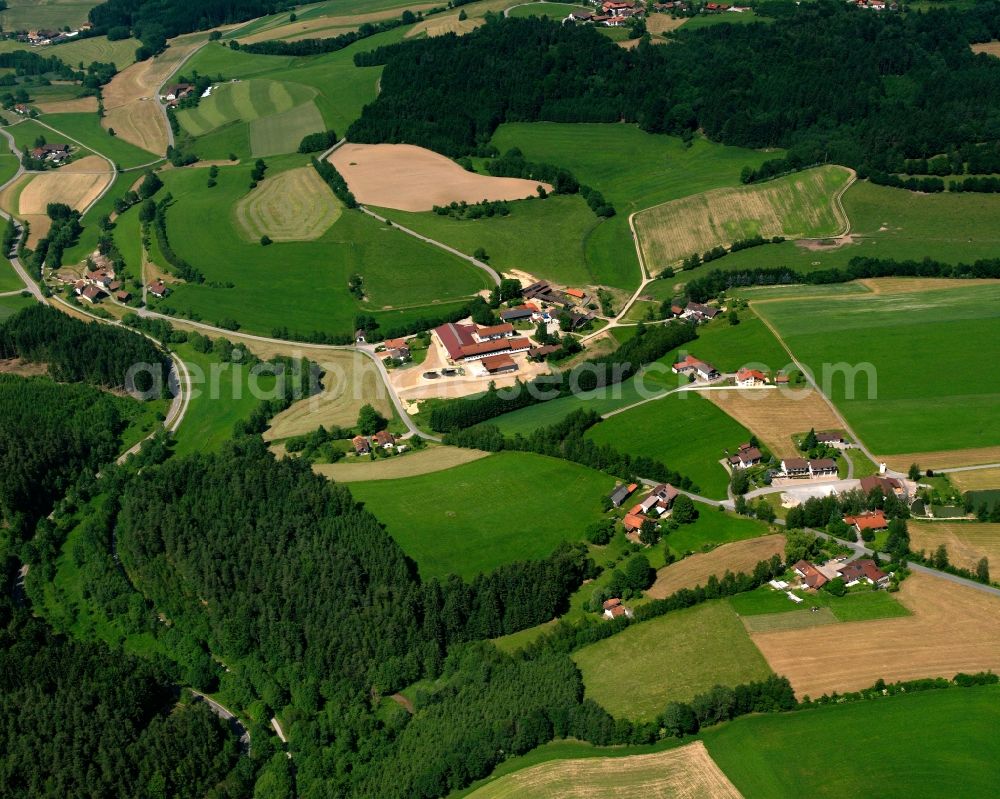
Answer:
[750,572,1000,698]
[328,142,552,212]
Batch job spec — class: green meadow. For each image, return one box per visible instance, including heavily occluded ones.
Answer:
[711,179,1000,273]
[681,310,789,374]
[170,343,278,457]
[449,122,779,290]
[0,293,36,318]
[169,30,401,160]
[756,282,1000,454]
[585,392,750,498]
[0,35,140,70]
[41,113,159,169]
[666,505,774,559]
[703,685,1000,798]
[348,451,615,579]
[0,0,94,30]
[572,600,773,720]
[507,2,591,17]
[156,157,490,337]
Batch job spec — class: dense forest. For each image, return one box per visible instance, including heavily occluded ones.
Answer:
[0,611,244,798]
[349,4,1000,171]
[0,375,137,542]
[0,305,169,392]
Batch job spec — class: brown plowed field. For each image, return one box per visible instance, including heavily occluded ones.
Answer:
[328,142,552,211]
[750,572,1000,698]
[704,388,842,457]
[647,535,785,599]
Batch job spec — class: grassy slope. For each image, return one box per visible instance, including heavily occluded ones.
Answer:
[40,112,159,169]
[349,451,615,579]
[756,283,1000,454]
[704,685,1000,799]
[681,310,789,374]
[0,0,94,30]
[170,343,278,457]
[507,2,591,17]
[0,293,36,318]
[634,165,852,271]
[0,36,140,70]
[728,584,909,623]
[572,600,773,719]
[474,123,778,289]
[666,506,773,560]
[710,179,1000,273]
[585,392,750,498]
[157,157,489,337]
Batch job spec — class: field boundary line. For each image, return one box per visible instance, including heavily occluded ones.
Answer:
[358,205,501,286]
[29,118,118,216]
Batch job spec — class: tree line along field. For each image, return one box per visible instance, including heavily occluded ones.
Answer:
[634,165,852,273]
[421,122,777,290]
[154,157,491,337]
[226,0,432,42]
[347,451,615,580]
[0,35,140,70]
[754,282,1000,460]
[705,178,1000,275]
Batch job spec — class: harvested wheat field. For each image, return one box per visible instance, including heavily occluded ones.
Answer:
[241,4,439,44]
[635,165,852,270]
[263,351,392,441]
[34,96,99,114]
[646,13,689,35]
[329,143,551,211]
[466,741,742,799]
[908,522,1000,573]
[705,388,842,457]
[751,572,1000,699]
[313,447,490,483]
[949,467,1000,492]
[648,535,785,599]
[101,31,207,154]
[405,0,510,38]
[880,445,1000,473]
[235,166,340,241]
[19,156,112,215]
[860,276,1000,294]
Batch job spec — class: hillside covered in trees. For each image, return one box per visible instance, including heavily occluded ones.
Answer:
[0,305,169,392]
[349,3,1000,173]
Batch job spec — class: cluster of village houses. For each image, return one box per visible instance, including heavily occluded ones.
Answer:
[20,141,71,164]
[60,252,169,305]
[10,23,92,46]
[567,0,754,27]
[786,555,889,594]
[351,429,404,455]
[368,279,599,377]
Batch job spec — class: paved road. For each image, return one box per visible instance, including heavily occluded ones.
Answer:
[937,462,1000,474]
[190,689,251,750]
[358,205,502,286]
[136,306,438,440]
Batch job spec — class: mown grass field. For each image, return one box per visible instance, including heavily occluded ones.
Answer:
[39,112,158,169]
[0,292,35,318]
[573,600,773,720]
[170,30,401,160]
[507,2,591,18]
[234,165,341,241]
[0,132,19,191]
[756,282,1000,456]
[480,122,777,289]
[348,451,615,579]
[712,178,1000,274]
[585,392,750,499]
[908,521,1000,573]
[170,343,278,457]
[683,310,789,373]
[0,36,140,70]
[703,685,1000,799]
[635,165,851,273]
[0,0,94,30]
[665,504,774,560]
[156,157,490,337]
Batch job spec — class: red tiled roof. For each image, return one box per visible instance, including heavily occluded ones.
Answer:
[844,511,887,531]
[793,560,827,589]
[434,322,477,360]
[477,322,515,338]
[459,337,530,359]
[623,513,645,531]
[737,368,768,382]
[481,353,516,372]
[565,288,585,298]
[602,597,621,610]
